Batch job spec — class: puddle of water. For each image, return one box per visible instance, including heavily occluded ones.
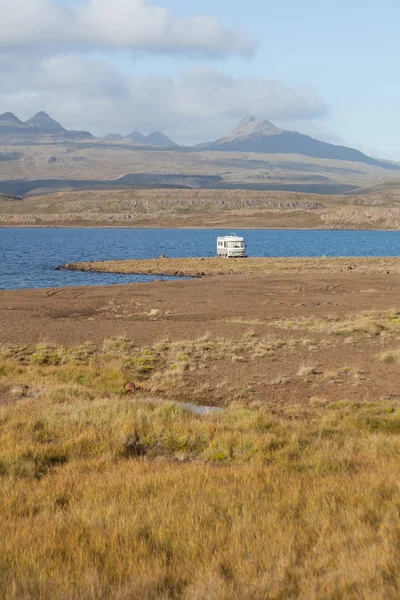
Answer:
[183,403,223,416]
[128,395,223,416]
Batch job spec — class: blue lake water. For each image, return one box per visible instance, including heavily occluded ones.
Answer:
[1,228,400,291]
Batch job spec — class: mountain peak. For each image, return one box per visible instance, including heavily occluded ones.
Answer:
[0,112,25,126]
[125,131,149,143]
[203,115,400,172]
[124,130,177,146]
[25,112,66,131]
[146,131,177,147]
[223,116,283,143]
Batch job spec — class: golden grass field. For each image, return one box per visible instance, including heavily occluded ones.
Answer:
[1,265,400,598]
[1,323,400,598]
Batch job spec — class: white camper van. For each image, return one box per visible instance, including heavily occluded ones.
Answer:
[217,234,246,258]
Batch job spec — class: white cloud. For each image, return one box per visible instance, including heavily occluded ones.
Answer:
[0,0,255,57]
[0,1,329,143]
[40,55,130,98]
[0,0,63,45]
[0,54,328,143]
[166,69,327,122]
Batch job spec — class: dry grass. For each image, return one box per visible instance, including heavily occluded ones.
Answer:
[377,349,400,363]
[297,363,318,378]
[0,337,400,599]
[273,310,400,337]
[0,334,288,406]
[223,317,268,326]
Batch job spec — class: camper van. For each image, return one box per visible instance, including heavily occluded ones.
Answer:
[217,234,246,258]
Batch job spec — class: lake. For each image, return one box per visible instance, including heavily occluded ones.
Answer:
[1,227,400,291]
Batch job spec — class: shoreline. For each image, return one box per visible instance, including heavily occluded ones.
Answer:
[1,224,400,232]
[59,256,400,279]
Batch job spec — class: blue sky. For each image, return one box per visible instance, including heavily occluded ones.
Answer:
[1,0,399,158]
[141,0,400,158]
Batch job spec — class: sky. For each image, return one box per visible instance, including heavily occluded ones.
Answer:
[1,0,400,159]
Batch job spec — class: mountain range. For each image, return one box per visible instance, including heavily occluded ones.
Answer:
[123,130,177,147]
[0,111,93,140]
[0,111,399,172]
[0,112,177,147]
[105,131,178,146]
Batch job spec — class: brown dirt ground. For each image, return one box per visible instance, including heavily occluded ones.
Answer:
[1,271,400,409]
[63,256,400,277]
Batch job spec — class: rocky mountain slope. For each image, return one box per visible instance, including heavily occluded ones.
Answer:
[24,111,66,133]
[206,116,400,171]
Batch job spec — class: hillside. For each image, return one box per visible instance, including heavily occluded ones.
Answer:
[1,188,400,229]
[353,178,400,195]
[0,139,397,196]
[0,192,22,202]
[104,133,124,141]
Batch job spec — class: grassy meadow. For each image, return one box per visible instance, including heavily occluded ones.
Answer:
[0,336,399,599]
